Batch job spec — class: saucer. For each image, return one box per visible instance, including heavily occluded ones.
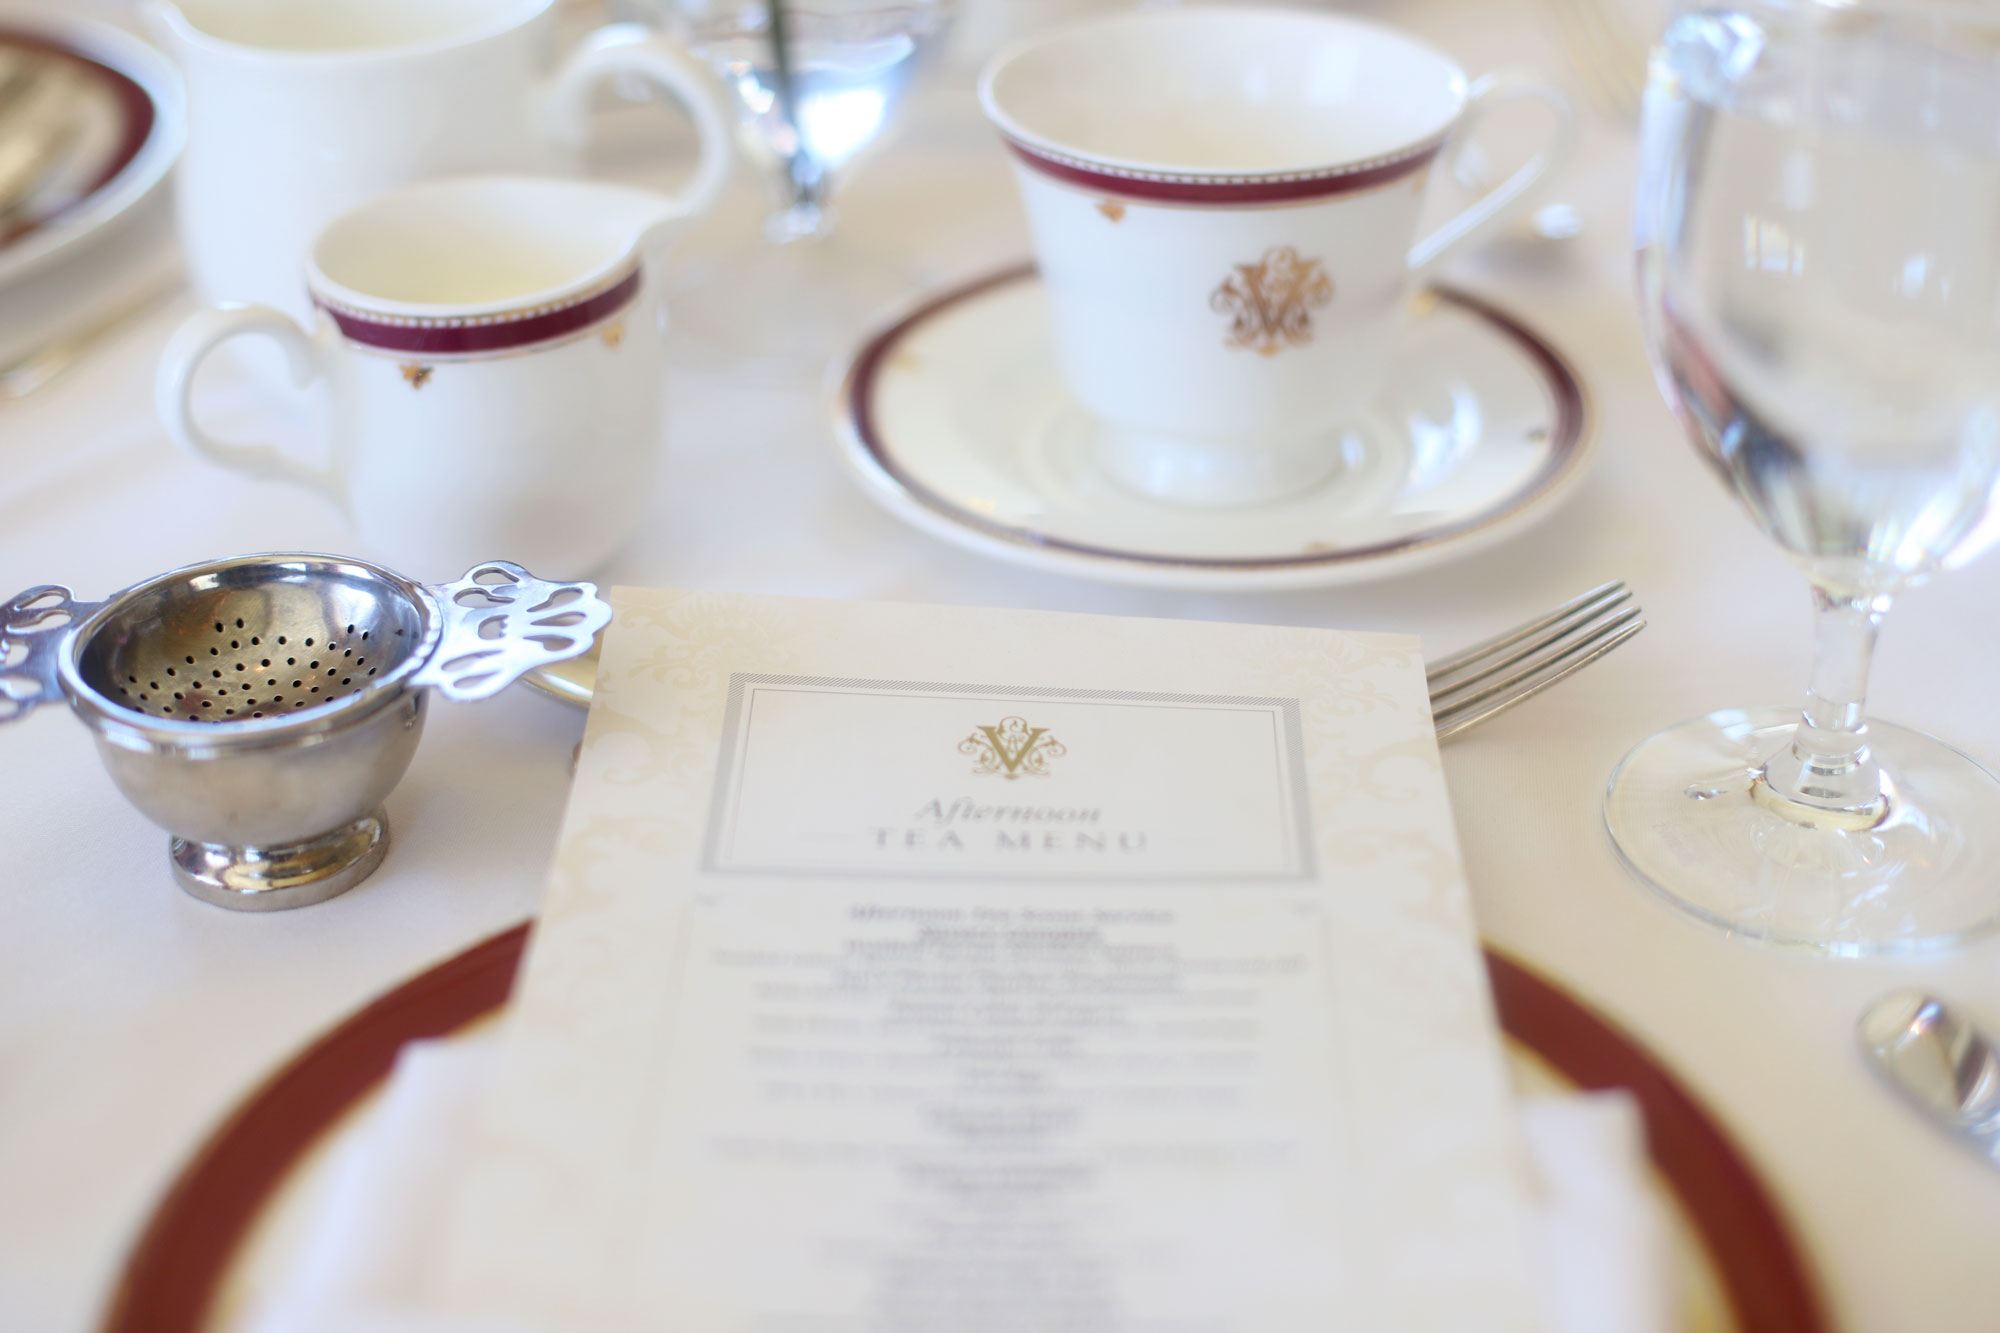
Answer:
[833,266,1592,591]
[0,15,183,288]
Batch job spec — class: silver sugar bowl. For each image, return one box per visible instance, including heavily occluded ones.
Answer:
[0,553,610,910]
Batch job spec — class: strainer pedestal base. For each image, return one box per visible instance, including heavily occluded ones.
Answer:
[171,810,390,911]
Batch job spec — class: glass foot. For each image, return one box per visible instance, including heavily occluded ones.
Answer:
[1604,707,2000,956]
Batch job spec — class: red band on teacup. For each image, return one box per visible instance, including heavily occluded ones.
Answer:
[1003,138,1443,206]
[311,266,642,357]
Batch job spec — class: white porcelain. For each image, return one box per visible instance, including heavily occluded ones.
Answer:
[155,176,687,580]
[978,7,1575,507]
[834,268,1595,591]
[144,0,731,321]
[0,13,183,289]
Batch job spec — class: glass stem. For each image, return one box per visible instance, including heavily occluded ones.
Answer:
[767,185,834,244]
[1760,584,1892,817]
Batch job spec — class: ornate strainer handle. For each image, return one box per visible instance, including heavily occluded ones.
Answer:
[414,562,612,704]
[0,586,99,724]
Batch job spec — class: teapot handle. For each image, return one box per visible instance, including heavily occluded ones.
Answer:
[0,586,98,725]
[545,23,735,234]
[414,562,611,703]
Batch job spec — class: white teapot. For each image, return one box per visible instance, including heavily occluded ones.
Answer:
[145,0,732,321]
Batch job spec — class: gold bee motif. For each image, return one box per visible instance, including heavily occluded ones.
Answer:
[600,321,626,350]
[1210,246,1334,356]
[399,363,434,388]
[1096,199,1126,223]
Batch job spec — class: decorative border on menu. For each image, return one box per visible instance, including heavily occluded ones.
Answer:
[700,674,1318,881]
[1003,137,1444,205]
[310,265,642,357]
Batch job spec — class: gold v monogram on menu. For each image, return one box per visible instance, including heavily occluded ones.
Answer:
[1211,245,1334,356]
[961,716,1067,780]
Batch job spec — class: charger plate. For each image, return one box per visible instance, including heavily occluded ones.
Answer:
[102,925,1828,1333]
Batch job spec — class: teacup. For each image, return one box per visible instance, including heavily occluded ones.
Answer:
[979,7,1575,506]
[155,177,685,579]
[145,0,732,321]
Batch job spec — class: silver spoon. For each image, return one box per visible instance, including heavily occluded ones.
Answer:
[0,53,87,224]
[1857,990,2000,1168]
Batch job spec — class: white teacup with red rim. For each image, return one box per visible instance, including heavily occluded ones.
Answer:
[155,176,685,579]
[979,7,1576,507]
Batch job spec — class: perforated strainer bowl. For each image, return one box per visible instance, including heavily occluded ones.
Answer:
[0,553,610,910]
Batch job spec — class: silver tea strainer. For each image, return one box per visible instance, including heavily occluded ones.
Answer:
[0,553,610,910]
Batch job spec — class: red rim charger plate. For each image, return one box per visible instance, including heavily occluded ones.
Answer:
[100,923,1828,1332]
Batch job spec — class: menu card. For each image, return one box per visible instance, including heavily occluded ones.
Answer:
[432,590,1544,1331]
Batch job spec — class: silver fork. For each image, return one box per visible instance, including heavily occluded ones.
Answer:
[1542,0,1650,120]
[1428,581,1644,741]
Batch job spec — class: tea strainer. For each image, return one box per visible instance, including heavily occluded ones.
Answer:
[0,552,610,910]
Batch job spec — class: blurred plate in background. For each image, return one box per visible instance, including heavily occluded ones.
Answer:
[0,11,180,288]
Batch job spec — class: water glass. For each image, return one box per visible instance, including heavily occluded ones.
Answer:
[1608,0,2000,954]
[674,0,954,243]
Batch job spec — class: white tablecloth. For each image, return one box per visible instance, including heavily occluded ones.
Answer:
[3,2,1999,1330]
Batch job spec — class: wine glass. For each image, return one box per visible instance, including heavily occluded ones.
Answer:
[651,0,955,367]
[1608,0,2000,954]
[675,0,953,243]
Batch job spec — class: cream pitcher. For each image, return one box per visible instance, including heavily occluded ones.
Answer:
[145,0,732,321]
[157,176,695,578]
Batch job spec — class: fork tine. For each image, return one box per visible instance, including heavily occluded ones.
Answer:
[1572,0,1648,112]
[1426,581,1629,683]
[1432,613,1645,741]
[1541,0,1648,119]
[1427,593,1636,703]
[1545,0,1627,117]
[1432,603,1642,715]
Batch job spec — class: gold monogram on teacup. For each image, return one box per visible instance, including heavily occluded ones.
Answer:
[1212,247,1335,357]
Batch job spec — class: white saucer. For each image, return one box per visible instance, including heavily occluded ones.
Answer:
[833,266,1593,591]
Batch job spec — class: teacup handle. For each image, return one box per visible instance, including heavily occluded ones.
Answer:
[414,562,613,703]
[545,23,734,231]
[154,306,344,507]
[1406,71,1578,283]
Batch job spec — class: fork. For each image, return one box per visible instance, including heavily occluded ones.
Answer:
[0,273,181,403]
[1541,0,1650,120]
[1428,581,1644,741]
